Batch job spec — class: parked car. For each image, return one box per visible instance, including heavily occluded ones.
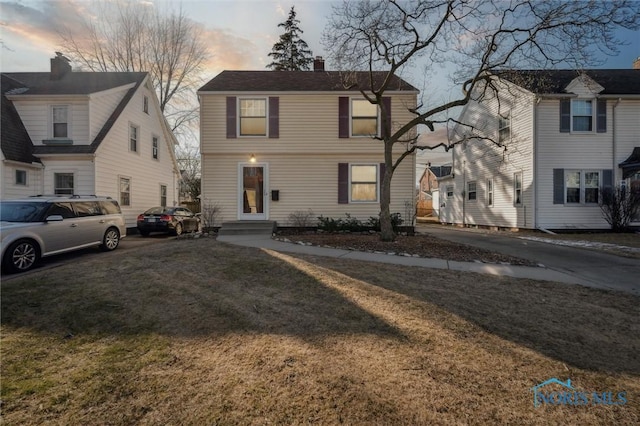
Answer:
[1,195,126,273]
[136,206,201,236]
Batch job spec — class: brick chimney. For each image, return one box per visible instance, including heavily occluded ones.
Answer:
[634,57,640,70]
[51,52,71,80]
[313,56,325,72]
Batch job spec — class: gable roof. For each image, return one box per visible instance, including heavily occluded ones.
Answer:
[1,74,40,164]
[495,69,640,95]
[199,70,419,93]
[2,71,147,156]
[2,72,147,96]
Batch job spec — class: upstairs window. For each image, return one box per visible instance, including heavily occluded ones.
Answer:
[239,98,266,136]
[467,181,477,201]
[571,100,593,132]
[143,95,149,114]
[152,136,159,159]
[351,99,378,136]
[129,124,138,152]
[54,173,74,195]
[498,113,510,143]
[52,106,68,138]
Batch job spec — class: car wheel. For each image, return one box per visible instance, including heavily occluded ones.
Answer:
[100,227,120,251]
[174,222,183,236]
[4,239,40,273]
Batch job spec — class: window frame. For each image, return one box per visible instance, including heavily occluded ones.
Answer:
[486,178,493,206]
[51,105,70,139]
[129,123,139,153]
[514,172,523,206]
[349,163,379,203]
[15,169,27,186]
[238,97,268,137]
[160,184,167,207]
[467,180,477,202]
[565,170,601,204]
[143,95,149,114]
[446,185,454,199]
[54,172,74,195]
[571,99,594,132]
[498,112,511,143]
[119,176,131,206]
[350,98,380,137]
[152,135,159,160]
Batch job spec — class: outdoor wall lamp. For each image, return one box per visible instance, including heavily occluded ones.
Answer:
[249,154,256,163]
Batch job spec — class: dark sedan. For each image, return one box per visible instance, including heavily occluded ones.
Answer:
[136,207,201,236]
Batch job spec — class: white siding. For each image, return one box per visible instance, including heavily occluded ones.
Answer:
[94,84,179,227]
[13,98,90,144]
[89,87,129,142]
[0,160,44,199]
[440,80,535,228]
[37,157,96,195]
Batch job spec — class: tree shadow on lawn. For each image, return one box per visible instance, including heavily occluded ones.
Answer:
[291,254,640,376]
[0,241,406,343]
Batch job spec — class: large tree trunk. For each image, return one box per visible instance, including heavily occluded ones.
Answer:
[380,144,395,242]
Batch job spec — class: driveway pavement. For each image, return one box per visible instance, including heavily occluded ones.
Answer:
[416,224,640,295]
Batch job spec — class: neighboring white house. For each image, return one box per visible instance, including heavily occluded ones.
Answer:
[1,54,181,228]
[197,58,418,225]
[439,66,640,230]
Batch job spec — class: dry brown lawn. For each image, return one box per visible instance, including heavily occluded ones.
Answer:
[1,238,639,425]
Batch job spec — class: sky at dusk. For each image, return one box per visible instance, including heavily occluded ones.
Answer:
[1,0,639,166]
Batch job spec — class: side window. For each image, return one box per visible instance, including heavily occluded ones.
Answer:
[46,202,75,219]
[73,201,101,217]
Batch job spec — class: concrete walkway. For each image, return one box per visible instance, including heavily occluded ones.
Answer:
[217,233,608,291]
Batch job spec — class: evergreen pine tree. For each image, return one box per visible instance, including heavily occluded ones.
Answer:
[267,6,313,71]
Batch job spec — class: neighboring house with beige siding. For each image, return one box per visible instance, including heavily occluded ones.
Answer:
[198,59,418,225]
[439,67,640,230]
[1,54,181,228]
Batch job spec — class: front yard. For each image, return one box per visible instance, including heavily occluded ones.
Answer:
[1,238,639,424]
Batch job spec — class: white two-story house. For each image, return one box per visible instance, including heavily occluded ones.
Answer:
[1,54,181,228]
[439,65,640,230]
[198,59,418,225]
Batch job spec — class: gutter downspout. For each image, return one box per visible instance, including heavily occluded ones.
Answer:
[533,96,541,230]
[613,98,621,183]
[462,160,466,226]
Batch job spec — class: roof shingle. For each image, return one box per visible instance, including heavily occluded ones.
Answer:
[496,69,640,95]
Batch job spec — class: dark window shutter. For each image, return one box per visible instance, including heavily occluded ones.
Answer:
[553,168,565,204]
[382,97,391,138]
[379,163,386,198]
[338,97,349,138]
[597,99,607,133]
[560,99,570,133]
[602,169,613,190]
[268,97,279,138]
[338,163,349,204]
[226,97,237,139]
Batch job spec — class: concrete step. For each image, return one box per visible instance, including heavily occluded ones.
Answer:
[218,220,277,236]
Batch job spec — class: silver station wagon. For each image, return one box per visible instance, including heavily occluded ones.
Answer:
[1,195,126,273]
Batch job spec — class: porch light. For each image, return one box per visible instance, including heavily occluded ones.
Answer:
[249,154,256,163]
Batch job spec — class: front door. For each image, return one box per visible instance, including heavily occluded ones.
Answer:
[238,163,268,220]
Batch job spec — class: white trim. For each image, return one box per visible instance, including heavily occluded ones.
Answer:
[118,175,132,207]
[570,99,596,133]
[348,163,379,203]
[349,98,380,138]
[514,172,523,206]
[128,122,140,153]
[237,97,268,138]
[237,162,269,220]
[467,180,477,202]
[564,169,602,205]
[197,90,418,96]
[50,104,71,139]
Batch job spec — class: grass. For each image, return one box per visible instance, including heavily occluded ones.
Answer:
[2,238,639,425]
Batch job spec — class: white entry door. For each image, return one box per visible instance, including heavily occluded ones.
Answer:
[238,163,268,220]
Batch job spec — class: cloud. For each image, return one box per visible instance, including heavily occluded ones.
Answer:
[202,28,261,73]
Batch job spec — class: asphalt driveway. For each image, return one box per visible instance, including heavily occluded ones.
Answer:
[417,224,640,295]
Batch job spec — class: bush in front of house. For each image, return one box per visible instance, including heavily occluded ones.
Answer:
[316,212,403,233]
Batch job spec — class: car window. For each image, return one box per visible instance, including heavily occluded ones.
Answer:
[144,207,166,215]
[46,202,75,219]
[73,201,102,217]
[0,202,48,222]
[100,200,121,215]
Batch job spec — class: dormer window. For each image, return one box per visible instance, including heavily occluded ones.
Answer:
[52,106,68,138]
[571,100,593,131]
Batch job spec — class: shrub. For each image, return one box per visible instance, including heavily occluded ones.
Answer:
[200,199,223,230]
[287,210,316,227]
[367,212,403,232]
[599,185,640,232]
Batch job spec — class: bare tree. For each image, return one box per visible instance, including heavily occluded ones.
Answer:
[323,0,640,241]
[59,1,210,133]
[176,144,201,201]
[600,185,640,232]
